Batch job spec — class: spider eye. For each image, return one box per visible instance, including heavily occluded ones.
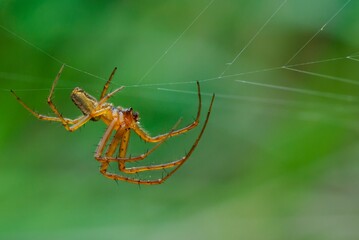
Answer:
[133,111,139,121]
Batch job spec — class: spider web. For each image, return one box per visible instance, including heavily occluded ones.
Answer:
[1,0,359,238]
[1,1,357,101]
[0,3,357,176]
[1,0,359,171]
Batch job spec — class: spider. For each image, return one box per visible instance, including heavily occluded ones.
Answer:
[11,64,215,185]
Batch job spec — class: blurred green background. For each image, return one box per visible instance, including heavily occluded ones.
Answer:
[1,0,359,239]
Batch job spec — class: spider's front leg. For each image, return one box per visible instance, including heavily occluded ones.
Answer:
[124,92,215,182]
[132,81,203,143]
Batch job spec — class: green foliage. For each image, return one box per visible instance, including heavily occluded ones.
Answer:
[0,0,358,239]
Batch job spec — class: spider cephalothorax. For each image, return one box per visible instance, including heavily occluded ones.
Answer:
[11,64,215,185]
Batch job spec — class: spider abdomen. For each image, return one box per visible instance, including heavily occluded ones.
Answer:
[71,87,98,115]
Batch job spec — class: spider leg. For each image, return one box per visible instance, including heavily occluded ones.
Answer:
[99,119,181,164]
[100,67,117,99]
[95,117,118,161]
[42,64,91,132]
[118,129,130,157]
[64,107,113,132]
[132,81,203,143]
[12,86,111,132]
[11,79,90,129]
[11,65,112,132]
[101,126,130,172]
[100,131,171,162]
[97,119,182,183]
[116,126,174,173]
[133,94,215,184]
[45,64,107,132]
[66,107,112,132]
[99,162,165,185]
[156,93,215,183]
[98,86,125,105]
[45,64,73,129]
[106,128,127,157]
[94,117,147,183]
[96,81,214,185]
[10,89,82,124]
[95,111,138,160]
[113,94,215,176]
[116,129,130,172]
[97,127,137,173]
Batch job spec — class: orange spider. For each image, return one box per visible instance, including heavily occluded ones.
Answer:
[11,65,215,185]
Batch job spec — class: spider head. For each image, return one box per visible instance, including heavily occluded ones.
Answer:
[71,87,98,116]
[132,110,139,122]
[122,107,139,122]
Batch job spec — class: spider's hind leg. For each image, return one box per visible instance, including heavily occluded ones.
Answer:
[11,87,85,126]
[46,64,69,126]
[11,89,64,123]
